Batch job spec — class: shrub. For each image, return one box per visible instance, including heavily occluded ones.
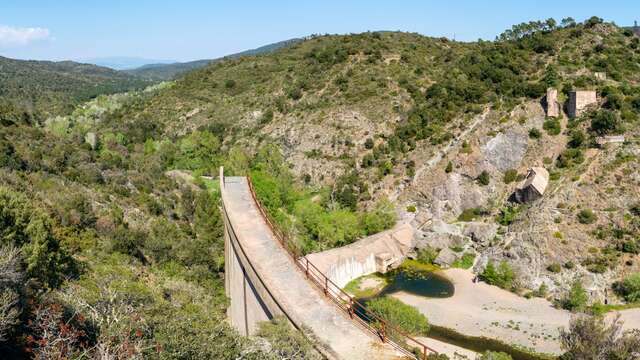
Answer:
[479,351,512,360]
[480,261,515,290]
[445,161,453,173]
[256,317,321,359]
[366,296,429,337]
[0,187,73,287]
[364,138,374,149]
[503,169,518,183]
[615,273,640,303]
[560,315,640,359]
[496,205,520,226]
[259,108,274,124]
[529,128,542,139]
[590,109,620,135]
[562,281,588,311]
[543,118,561,135]
[224,79,236,89]
[547,263,562,273]
[452,253,476,269]
[577,209,597,224]
[416,247,440,265]
[406,205,417,213]
[477,170,490,186]
[458,207,484,222]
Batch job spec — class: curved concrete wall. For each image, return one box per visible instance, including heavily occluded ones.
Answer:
[220,172,401,360]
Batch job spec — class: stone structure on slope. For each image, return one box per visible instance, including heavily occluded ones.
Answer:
[304,224,414,288]
[545,88,559,117]
[568,90,597,118]
[513,167,549,203]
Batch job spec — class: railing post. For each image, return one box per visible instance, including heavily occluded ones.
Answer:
[380,322,386,343]
[305,257,309,278]
[349,298,354,319]
[219,166,224,188]
[423,345,427,360]
[324,276,328,296]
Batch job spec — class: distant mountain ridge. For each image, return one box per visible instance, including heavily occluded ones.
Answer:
[81,56,176,70]
[125,38,303,80]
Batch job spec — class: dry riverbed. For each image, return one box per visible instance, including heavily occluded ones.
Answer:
[392,268,640,356]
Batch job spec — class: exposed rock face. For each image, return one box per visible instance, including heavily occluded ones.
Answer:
[481,131,528,172]
[546,88,559,117]
[463,222,498,245]
[434,247,461,267]
[568,90,597,118]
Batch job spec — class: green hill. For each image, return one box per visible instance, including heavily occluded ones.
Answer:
[124,38,302,80]
[3,16,640,359]
[0,56,151,122]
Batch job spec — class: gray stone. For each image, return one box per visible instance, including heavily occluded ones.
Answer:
[463,222,498,244]
[434,247,461,267]
[84,132,97,150]
[546,88,559,117]
[481,131,528,172]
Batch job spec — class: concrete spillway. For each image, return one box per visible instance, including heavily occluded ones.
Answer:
[220,175,401,360]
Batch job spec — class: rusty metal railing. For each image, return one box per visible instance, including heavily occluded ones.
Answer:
[245,176,437,360]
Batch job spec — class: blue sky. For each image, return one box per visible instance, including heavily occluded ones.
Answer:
[1,0,639,62]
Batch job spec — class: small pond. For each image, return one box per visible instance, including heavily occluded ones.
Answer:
[376,268,454,298]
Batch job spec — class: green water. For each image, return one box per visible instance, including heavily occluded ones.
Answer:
[374,269,454,298]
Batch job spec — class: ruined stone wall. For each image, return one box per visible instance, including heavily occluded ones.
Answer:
[568,90,597,118]
[546,88,559,117]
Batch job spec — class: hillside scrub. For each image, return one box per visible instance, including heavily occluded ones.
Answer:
[366,296,430,339]
[480,261,516,290]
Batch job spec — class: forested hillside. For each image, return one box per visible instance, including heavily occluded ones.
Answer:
[2,15,640,359]
[0,56,150,121]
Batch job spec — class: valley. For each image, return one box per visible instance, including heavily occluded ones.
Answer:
[1,11,640,360]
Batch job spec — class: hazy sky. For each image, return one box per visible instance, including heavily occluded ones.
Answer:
[1,0,639,62]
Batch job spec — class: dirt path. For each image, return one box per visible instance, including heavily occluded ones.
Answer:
[392,268,640,356]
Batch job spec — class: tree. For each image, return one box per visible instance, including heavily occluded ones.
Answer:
[562,281,588,311]
[480,261,515,290]
[254,317,322,360]
[561,17,576,28]
[615,273,640,303]
[590,110,620,135]
[560,315,640,359]
[0,246,22,343]
[0,187,73,287]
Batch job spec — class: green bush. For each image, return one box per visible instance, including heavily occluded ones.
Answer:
[547,263,562,273]
[479,351,512,360]
[480,261,515,290]
[615,273,640,303]
[529,128,542,139]
[366,296,429,337]
[543,118,561,135]
[416,247,440,265]
[503,169,518,183]
[477,170,490,186]
[562,281,588,311]
[452,253,476,269]
[495,205,520,226]
[0,187,74,287]
[445,161,453,173]
[406,205,417,213]
[591,109,621,135]
[458,207,485,222]
[577,209,597,224]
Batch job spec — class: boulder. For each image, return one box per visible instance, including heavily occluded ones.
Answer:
[463,222,498,245]
[85,132,97,150]
[434,248,461,267]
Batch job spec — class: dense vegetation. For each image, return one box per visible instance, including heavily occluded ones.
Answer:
[2,15,640,359]
[0,56,150,121]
